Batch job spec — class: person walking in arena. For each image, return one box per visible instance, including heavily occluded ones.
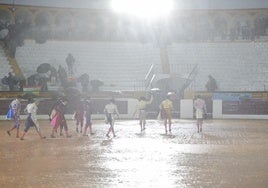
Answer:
[159,93,174,134]
[20,99,46,140]
[50,98,72,138]
[104,99,119,138]
[83,97,93,136]
[74,100,84,133]
[6,98,21,138]
[133,95,153,132]
[194,95,207,133]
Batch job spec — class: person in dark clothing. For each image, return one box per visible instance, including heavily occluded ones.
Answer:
[58,65,68,88]
[83,97,93,136]
[7,72,15,91]
[50,98,71,138]
[74,100,84,133]
[205,75,218,92]
[65,53,75,76]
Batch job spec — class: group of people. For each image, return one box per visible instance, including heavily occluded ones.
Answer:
[133,93,207,134]
[5,97,121,140]
[133,94,175,134]
[72,97,120,138]
[5,94,207,141]
[6,98,46,140]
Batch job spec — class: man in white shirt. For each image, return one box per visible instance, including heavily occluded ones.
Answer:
[104,99,119,138]
[20,100,46,140]
[194,95,207,133]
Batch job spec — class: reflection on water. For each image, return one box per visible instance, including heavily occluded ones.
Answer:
[104,138,178,187]
[0,119,268,187]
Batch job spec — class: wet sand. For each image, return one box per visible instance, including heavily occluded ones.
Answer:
[0,119,267,188]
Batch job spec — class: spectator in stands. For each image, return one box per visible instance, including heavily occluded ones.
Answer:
[7,72,15,91]
[194,95,207,133]
[205,75,218,92]
[65,53,75,76]
[39,77,48,91]
[19,80,24,91]
[58,65,68,88]
[49,66,57,85]
[78,73,90,92]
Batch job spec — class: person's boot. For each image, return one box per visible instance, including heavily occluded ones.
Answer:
[38,132,46,139]
[16,130,20,138]
[50,130,56,138]
[66,131,72,138]
[20,132,26,140]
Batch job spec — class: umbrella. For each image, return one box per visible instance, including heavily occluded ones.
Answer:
[27,74,41,85]
[90,79,104,92]
[13,75,25,82]
[1,76,8,85]
[50,66,57,75]
[78,73,89,82]
[37,63,51,73]
[155,78,171,91]
[90,79,103,86]
[64,87,81,97]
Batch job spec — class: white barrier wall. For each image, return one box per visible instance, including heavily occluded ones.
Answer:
[85,98,138,120]
[212,100,222,119]
[212,100,268,119]
[180,99,193,119]
[179,99,268,120]
[2,98,268,120]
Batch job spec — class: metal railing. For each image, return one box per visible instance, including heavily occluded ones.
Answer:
[144,64,155,90]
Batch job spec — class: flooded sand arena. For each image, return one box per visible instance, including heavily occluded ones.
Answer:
[0,119,267,188]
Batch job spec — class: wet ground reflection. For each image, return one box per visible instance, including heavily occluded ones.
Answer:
[0,119,267,187]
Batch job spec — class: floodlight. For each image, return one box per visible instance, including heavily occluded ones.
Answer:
[111,0,174,21]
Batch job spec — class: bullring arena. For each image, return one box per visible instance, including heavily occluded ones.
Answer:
[0,119,267,187]
[0,0,268,187]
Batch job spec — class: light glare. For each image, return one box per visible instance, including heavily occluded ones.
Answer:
[111,0,174,21]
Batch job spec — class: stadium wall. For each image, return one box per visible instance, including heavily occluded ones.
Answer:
[1,91,268,120]
[180,99,268,119]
